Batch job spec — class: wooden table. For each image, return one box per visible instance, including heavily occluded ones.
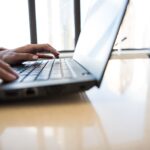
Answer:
[0,53,150,150]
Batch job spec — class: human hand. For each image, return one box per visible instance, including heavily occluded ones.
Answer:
[14,43,59,58]
[0,47,7,51]
[0,60,18,82]
[0,44,59,65]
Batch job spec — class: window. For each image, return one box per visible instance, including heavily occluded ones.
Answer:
[81,0,150,50]
[0,0,30,48]
[114,0,150,49]
[4,0,150,51]
[0,0,76,51]
[35,0,75,51]
[80,0,91,29]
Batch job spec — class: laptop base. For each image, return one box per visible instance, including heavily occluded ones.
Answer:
[0,80,96,101]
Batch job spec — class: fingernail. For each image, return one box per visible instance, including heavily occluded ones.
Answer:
[32,55,38,60]
[56,51,60,55]
[55,55,59,58]
[14,72,19,78]
[54,50,59,55]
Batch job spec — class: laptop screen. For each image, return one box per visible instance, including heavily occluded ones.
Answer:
[73,0,128,84]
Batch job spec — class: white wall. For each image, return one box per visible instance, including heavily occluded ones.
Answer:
[80,0,92,28]
[0,0,30,48]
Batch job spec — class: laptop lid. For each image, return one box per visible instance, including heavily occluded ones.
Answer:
[73,0,129,86]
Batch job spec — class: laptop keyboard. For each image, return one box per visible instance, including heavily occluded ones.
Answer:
[13,59,73,83]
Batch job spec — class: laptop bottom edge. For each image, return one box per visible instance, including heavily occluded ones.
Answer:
[0,80,96,102]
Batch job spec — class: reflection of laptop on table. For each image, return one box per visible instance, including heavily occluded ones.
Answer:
[0,0,129,101]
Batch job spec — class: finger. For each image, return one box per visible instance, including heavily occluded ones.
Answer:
[15,44,59,57]
[0,61,18,82]
[42,44,60,57]
[33,44,60,56]
[36,53,54,59]
[7,53,39,65]
[0,60,18,78]
[0,47,7,51]
[0,68,17,82]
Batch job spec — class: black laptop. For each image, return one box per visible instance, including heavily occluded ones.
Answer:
[0,0,129,100]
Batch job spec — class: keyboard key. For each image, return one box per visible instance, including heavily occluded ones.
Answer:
[14,58,74,82]
[23,75,37,82]
[20,66,35,76]
[36,59,54,80]
[22,60,48,82]
[13,66,27,74]
[50,59,62,79]
[62,70,73,78]
[12,74,27,83]
[36,69,50,80]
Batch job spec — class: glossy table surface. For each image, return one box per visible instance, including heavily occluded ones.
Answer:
[0,53,150,150]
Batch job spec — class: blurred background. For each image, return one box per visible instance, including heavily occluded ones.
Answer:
[0,0,149,50]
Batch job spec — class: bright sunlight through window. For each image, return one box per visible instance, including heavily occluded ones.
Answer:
[0,0,30,48]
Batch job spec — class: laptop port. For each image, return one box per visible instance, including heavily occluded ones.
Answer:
[5,90,19,97]
[25,88,37,96]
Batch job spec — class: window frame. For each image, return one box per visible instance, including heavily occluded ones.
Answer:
[28,0,81,48]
